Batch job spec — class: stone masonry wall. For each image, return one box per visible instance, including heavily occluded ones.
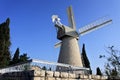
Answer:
[0,70,108,80]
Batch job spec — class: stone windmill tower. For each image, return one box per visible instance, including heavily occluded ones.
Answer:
[52,6,112,70]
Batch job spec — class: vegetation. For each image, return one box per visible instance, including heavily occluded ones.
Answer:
[0,18,11,68]
[12,48,20,64]
[81,44,92,74]
[100,46,120,77]
[0,18,30,68]
[10,48,30,65]
[96,67,102,75]
[42,66,47,70]
[19,53,29,62]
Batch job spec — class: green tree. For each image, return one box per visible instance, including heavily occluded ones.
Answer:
[42,66,47,70]
[0,18,30,68]
[12,48,20,64]
[100,46,120,77]
[19,53,29,62]
[96,67,102,75]
[81,44,92,74]
[0,18,11,68]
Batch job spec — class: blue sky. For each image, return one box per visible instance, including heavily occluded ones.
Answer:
[0,0,120,74]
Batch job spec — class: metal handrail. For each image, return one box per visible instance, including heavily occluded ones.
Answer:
[0,59,90,74]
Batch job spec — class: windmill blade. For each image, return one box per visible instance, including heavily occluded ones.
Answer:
[54,41,62,48]
[79,17,112,36]
[67,6,76,30]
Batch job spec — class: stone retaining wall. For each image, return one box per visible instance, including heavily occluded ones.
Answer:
[0,70,108,80]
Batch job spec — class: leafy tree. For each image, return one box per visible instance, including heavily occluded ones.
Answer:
[81,44,92,74]
[100,46,120,77]
[12,48,20,64]
[42,66,47,70]
[19,53,29,62]
[96,67,102,75]
[0,18,11,68]
[10,48,30,65]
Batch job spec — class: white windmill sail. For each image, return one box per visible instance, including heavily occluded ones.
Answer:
[54,41,62,48]
[67,6,76,30]
[79,17,112,36]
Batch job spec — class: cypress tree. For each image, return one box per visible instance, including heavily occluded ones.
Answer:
[12,48,20,64]
[96,67,102,75]
[81,44,92,74]
[0,18,11,68]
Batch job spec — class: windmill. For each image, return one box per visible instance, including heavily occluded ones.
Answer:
[52,6,112,71]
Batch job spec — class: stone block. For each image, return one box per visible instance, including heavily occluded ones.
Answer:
[40,77,45,80]
[34,77,45,80]
[88,75,92,79]
[79,74,84,79]
[68,73,76,78]
[31,66,41,71]
[34,77,41,80]
[55,78,61,80]
[68,79,77,80]
[91,75,95,79]
[46,77,55,80]
[46,71,54,77]
[79,75,88,79]
[79,75,83,79]
[101,76,108,79]
[80,79,91,80]
[84,75,88,79]
[40,70,45,77]
[34,70,45,77]
[34,70,40,76]
[94,75,100,79]
[61,78,68,80]
[60,72,68,78]
[75,74,80,79]
[54,71,60,77]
